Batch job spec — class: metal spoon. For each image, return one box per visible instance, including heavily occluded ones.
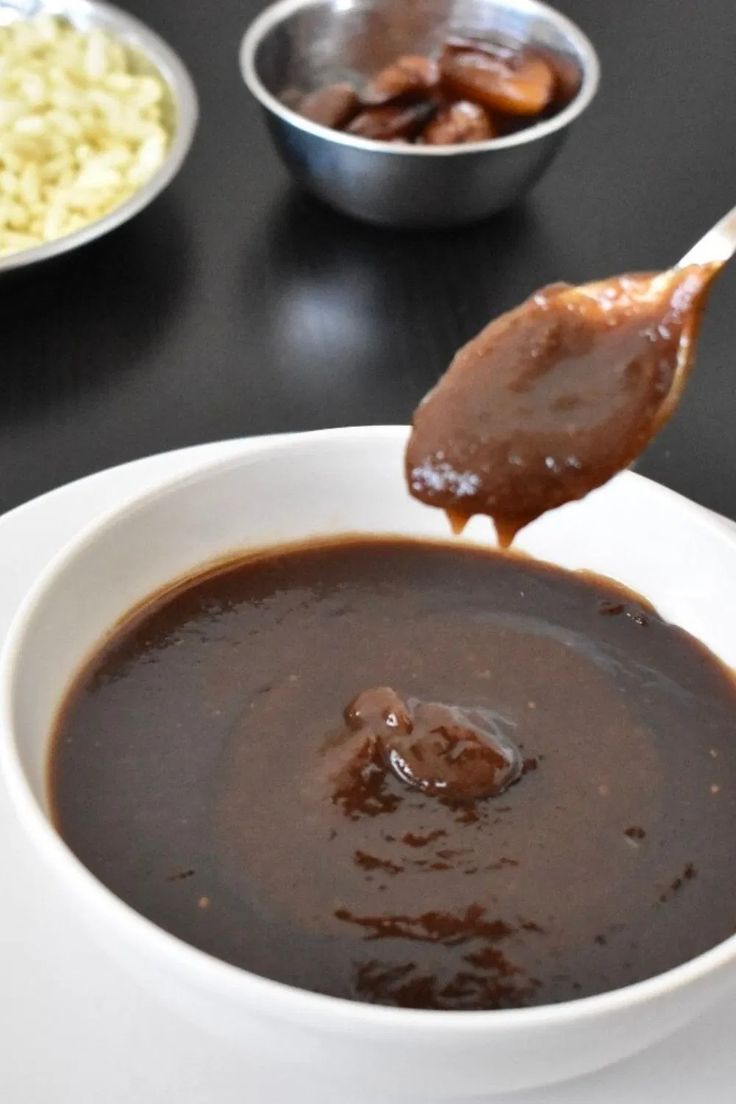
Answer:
[678,203,736,267]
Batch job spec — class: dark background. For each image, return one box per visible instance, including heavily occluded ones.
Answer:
[2,0,735,519]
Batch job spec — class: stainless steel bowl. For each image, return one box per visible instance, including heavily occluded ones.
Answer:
[240,0,599,228]
[0,0,198,274]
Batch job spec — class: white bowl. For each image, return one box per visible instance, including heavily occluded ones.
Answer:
[1,426,736,1100]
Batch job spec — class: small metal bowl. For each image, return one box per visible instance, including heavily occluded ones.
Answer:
[0,0,198,274]
[240,0,599,228]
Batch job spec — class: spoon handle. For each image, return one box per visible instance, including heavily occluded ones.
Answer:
[679,204,736,267]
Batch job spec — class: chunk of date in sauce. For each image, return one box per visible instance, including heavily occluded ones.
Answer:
[49,539,736,1010]
[406,265,721,545]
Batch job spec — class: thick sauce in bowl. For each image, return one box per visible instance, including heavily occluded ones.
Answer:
[50,538,736,1010]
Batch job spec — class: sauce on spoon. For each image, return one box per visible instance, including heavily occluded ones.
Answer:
[406,264,721,545]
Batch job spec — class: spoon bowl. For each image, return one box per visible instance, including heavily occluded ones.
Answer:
[407,202,736,541]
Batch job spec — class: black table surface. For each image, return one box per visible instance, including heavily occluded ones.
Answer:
[2,0,735,521]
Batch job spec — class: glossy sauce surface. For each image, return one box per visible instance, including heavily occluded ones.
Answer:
[407,265,720,545]
[50,539,736,1010]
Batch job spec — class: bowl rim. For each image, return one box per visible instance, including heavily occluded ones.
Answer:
[0,0,199,275]
[2,425,736,1037]
[239,0,600,158]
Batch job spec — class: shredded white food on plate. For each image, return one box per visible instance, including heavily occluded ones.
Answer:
[0,15,170,258]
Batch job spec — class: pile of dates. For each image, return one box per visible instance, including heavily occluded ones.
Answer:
[286,37,578,146]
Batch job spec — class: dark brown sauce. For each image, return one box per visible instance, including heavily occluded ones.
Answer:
[49,538,736,1010]
[406,266,721,545]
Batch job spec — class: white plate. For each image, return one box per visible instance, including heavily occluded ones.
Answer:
[1,439,735,1104]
